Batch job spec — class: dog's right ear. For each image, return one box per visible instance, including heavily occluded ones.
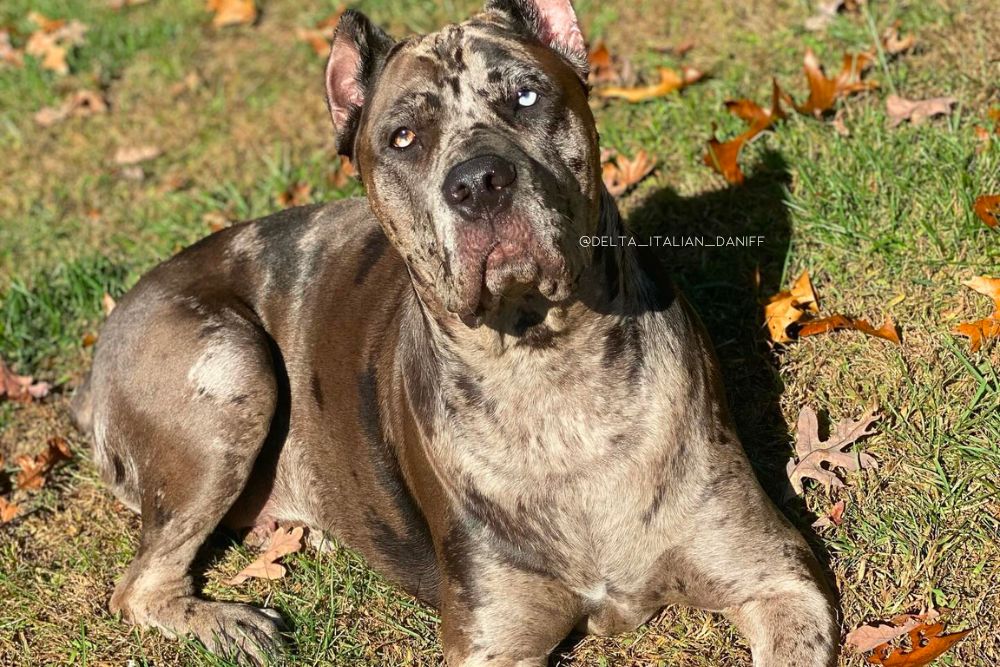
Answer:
[326,10,395,158]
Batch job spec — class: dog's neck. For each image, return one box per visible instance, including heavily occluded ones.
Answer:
[409,190,659,364]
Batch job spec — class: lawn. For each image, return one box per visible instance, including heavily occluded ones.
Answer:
[0,0,998,665]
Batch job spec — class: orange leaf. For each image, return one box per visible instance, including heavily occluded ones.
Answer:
[867,621,971,666]
[764,270,819,343]
[207,0,257,28]
[587,41,619,85]
[276,182,313,208]
[227,525,304,584]
[797,314,901,345]
[601,149,656,196]
[881,22,916,56]
[0,497,20,524]
[598,66,703,103]
[14,436,71,491]
[788,49,876,117]
[953,275,1000,352]
[704,80,785,184]
[811,499,846,529]
[973,194,999,230]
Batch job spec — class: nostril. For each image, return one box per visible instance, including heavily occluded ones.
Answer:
[447,183,471,204]
[489,162,517,190]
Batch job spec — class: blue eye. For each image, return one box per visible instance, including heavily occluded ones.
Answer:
[516,89,538,107]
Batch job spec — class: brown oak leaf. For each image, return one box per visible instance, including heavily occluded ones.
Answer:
[797,314,901,345]
[811,499,846,529]
[704,79,785,184]
[973,194,999,230]
[0,496,20,524]
[785,405,878,496]
[227,525,304,584]
[786,49,876,117]
[15,436,72,491]
[764,270,819,343]
[867,619,971,666]
[953,275,1000,352]
[1,357,51,403]
[601,149,656,197]
[846,611,941,654]
[886,95,955,128]
[207,0,257,28]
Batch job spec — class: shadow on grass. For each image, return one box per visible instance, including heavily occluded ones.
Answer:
[552,150,840,663]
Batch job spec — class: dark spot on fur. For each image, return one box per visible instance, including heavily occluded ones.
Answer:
[231,393,249,405]
[198,323,225,339]
[447,76,461,96]
[111,454,126,485]
[311,372,324,408]
[487,68,503,83]
[354,228,388,285]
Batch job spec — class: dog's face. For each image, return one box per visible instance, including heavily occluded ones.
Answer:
[326,0,601,326]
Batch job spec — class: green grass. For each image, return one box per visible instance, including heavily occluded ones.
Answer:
[1,0,999,665]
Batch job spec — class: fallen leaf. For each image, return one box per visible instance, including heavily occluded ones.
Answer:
[797,314,901,344]
[881,23,916,56]
[276,182,313,208]
[601,149,656,196]
[587,41,620,85]
[764,270,819,343]
[1,357,51,403]
[15,436,72,491]
[82,332,98,347]
[296,9,344,58]
[786,404,878,496]
[204,211,230,232]
[1,29,23,67]
[114,144,162,166]
[170,71,202,97]
[34,89,108,127]
[786,49,876,117]
[886,95,955,128]
[811,499,846,528]
[207,0,257,28]
[102,292,117,316]
[846,611,942,654]
[704,79,786,184]
[953,275,1000,352]
[973,194,999,230]
[597,66,703,103]
[227,525,304,584]
[805,0,844,32]
[867,620,971,666]
[328,156,356,188]
[0,497,20,524]
[24,15,87,75]
[832,108,851,137]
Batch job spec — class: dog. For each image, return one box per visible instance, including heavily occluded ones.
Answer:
[71,1,839,664]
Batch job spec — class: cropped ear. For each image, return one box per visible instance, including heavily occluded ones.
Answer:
[485,0,588,79]
[325,10,396,157]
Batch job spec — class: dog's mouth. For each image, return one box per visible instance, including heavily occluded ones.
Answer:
[447,216,572,326]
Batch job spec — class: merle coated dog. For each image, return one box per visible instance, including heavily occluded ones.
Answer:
[72,1,839,664]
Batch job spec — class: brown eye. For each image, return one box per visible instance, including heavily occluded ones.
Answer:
[392,127,416,149]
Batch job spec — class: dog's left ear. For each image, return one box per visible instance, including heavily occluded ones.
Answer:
[326,10,396,158]
[486,0,588,79]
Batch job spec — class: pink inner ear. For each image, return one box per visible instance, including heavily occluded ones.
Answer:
[535,0,586,57]
[326,36,365,130]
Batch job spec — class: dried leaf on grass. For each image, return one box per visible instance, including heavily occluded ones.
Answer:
[114,144,162,166]
[953,275,1000,352]
[786,405,878,497]
[764,270,819,343]
[102,292,117,316]
[207,0,257,28]
[597,66,703,103]
[601,149,656,197]
[15,437,72,491]
[25,13,88,75]
[811,499,846,529]
[276,182,313,208]
[703,79,786,184]
[0,496,20,524]
[973,194,999,230]
[227,525,304,584]
[786,49,876,117]
[847,611,940,654]
[886,95,955,128]
[881,23,916,56]
[296,8,345,57]
[797,314,900,345]
[34,89,108,127]
[867,619,971,666]
[328,157,357,188]
[1,357,51,403]
[1,29,23,67]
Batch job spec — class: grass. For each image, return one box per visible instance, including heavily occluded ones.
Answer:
[1,0,998,665]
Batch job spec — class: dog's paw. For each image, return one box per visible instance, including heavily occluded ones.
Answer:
[197,602,287,666]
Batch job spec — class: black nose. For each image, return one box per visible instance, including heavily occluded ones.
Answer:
[442,154,517,220]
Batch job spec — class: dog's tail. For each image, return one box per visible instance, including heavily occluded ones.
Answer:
[69,372,94,437]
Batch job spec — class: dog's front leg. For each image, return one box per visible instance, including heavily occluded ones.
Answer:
[437,529,582,667]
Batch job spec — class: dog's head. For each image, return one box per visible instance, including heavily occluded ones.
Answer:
[326,0,602,328]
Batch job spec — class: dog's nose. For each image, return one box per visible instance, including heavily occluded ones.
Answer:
[442,154,517,220]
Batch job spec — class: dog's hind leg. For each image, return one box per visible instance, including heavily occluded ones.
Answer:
[94,307,285,665]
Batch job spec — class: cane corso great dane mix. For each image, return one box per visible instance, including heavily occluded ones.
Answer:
[72,0,839,664]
